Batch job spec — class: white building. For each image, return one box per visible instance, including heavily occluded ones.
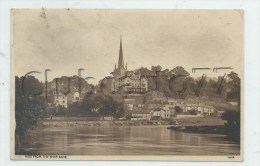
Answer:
[102,37,148,94]
[131,110,151,120]
[150,109,171,119]
[116,74,148,93]
[72,91,80,102]
[167,98,215,116]
[54,93,68,108]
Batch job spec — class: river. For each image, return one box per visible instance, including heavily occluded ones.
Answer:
[16,125,240,155]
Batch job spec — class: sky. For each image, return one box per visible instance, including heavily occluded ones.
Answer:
[13,9,243,84]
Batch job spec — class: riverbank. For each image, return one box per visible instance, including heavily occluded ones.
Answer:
[167,124,240,143]
[174,117,226,126]
[39,117,226,128]
[40,119,172,128]
[167,117,227,134]
[167,125,225,134]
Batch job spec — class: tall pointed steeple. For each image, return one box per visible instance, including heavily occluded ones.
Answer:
[118,36,124,69]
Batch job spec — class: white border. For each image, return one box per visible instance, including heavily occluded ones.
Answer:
[1,0,260,165]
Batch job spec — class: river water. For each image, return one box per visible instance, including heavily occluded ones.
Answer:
[17,125,240,155]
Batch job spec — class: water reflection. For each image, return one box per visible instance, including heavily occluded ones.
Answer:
[17,126,240,155]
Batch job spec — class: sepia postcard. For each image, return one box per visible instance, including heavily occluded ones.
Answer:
[11,9,243,161]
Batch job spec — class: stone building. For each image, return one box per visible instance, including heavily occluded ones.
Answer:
[101,37,148,94]
[167,98,215,115]
[47,76,90,106]
[54,93,68,108]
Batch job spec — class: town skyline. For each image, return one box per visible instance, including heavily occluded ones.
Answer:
[12,9,243,160]
[13,9,243,84]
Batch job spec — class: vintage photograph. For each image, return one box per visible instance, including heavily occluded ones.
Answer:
[11,9,243,160]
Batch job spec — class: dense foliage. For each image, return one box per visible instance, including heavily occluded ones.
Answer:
[101,65,241,102]
[81,93,125,120]
[15,76,47,136]
[221,110,240,142]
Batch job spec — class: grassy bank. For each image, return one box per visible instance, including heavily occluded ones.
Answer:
[175,117,226,126]
[167,117,227,134]
[165,117,240,142]
[40,116,226,128]
[40,119,171,128]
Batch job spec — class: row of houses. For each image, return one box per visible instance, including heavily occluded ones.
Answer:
[166,99,215,115]
[126,100,214,120]
[52,88,234,120]
[124,94,216,120]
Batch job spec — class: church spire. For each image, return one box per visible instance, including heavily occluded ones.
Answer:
[118,35,124,69]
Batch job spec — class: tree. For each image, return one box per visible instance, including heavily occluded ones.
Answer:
[168,75,187,97]
[174,106,183,114]
[151,65,162,72]
[110,101,125,119]
[185,77,197,95]
[22,75,44,96]
[226,72,241,105]
[55,105,67,116]
[97,95,113,120]
[99,81,106,93]
[169,66,190,77]
[81,93,104,113]
[221,110,240,142]
[135,67,152,76]
[125,110,132,120]
[81,93,125,120]
[15,76,47,136]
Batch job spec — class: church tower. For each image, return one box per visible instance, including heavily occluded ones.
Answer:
[118,36,124,69]
[112,36,127,78]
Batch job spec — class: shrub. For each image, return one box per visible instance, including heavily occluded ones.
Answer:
[221,110,240,142]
